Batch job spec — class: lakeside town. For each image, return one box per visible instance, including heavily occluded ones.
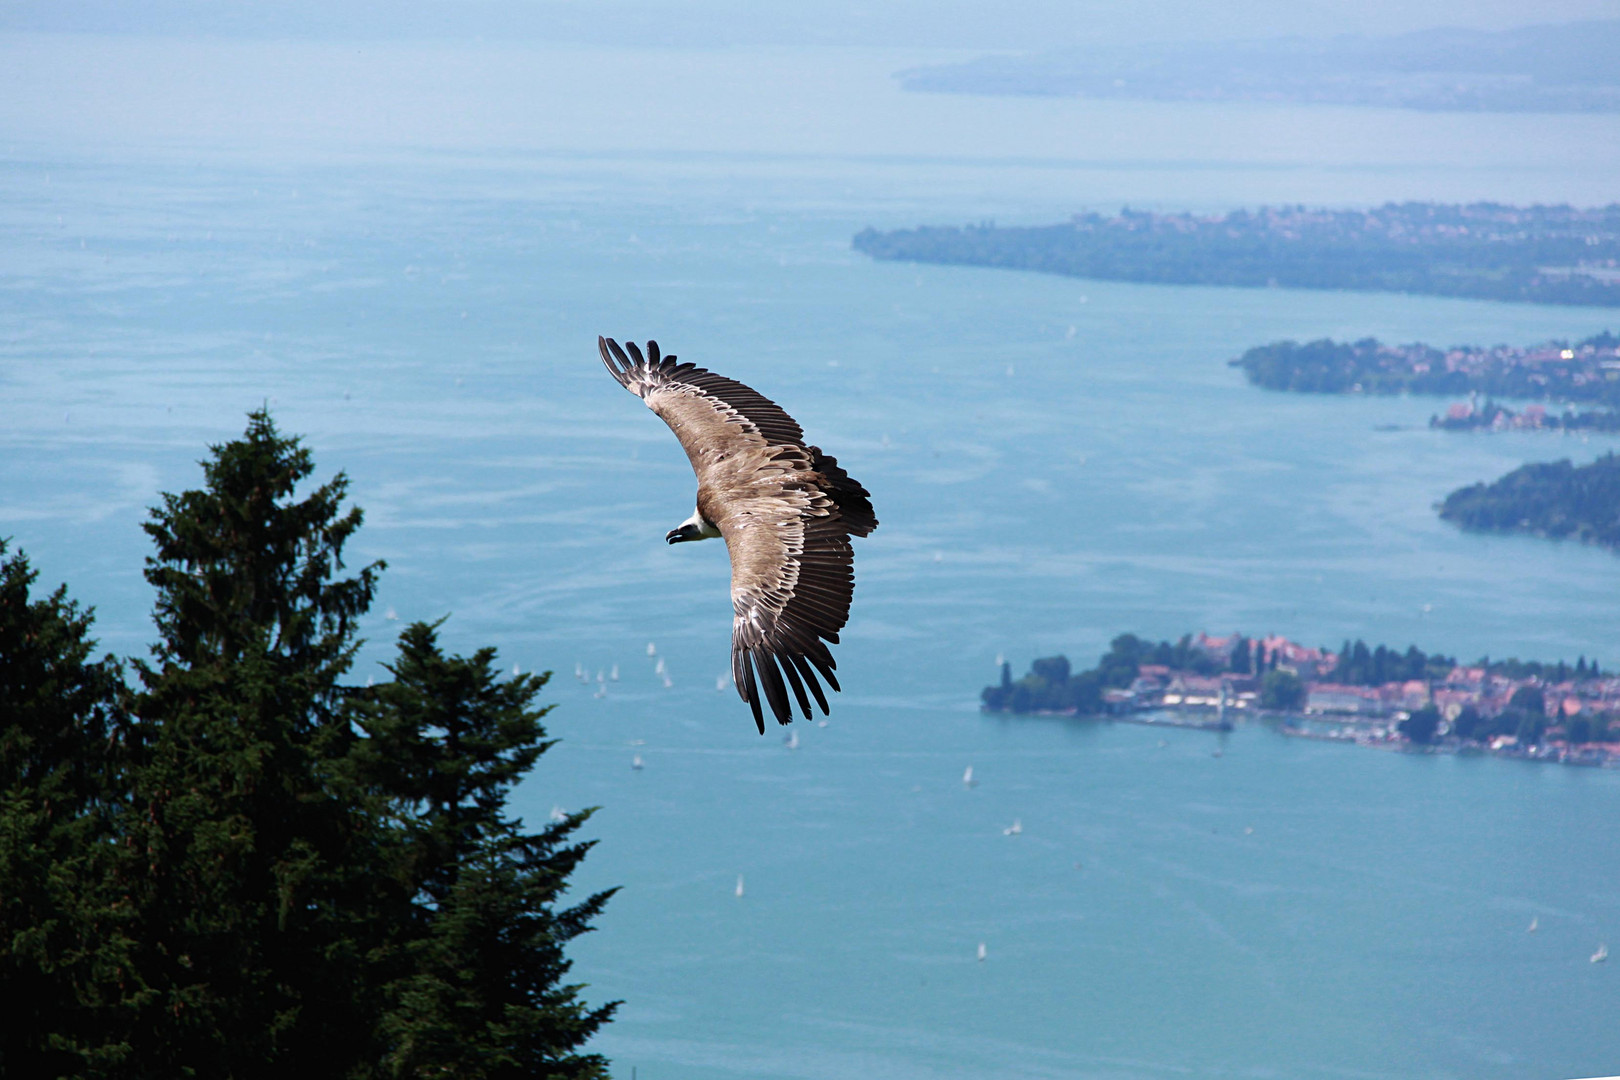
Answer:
[1430,398,1620,433]
[985,632,1620,767]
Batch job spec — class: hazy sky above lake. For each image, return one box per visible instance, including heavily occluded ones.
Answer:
[5,0,1619,48]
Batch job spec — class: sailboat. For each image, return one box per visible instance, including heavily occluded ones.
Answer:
[735,875,745,899]
[1592,943,1608,963]
[962,766,976,787]
[784,730,799,750]
[976,942,987,962]
[1003,819,1022,836]
[631,754,644,771]
[1527,917,1538,933]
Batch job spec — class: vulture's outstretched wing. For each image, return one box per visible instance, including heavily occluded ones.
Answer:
[600,336,877,732]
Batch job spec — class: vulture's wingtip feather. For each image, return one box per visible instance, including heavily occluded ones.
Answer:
[740,651,765,735]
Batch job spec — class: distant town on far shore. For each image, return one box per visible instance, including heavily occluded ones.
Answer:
[985,632,1620,767]
[855,204,1620,307]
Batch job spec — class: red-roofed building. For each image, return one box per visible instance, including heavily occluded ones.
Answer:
[1260,635,1331,680]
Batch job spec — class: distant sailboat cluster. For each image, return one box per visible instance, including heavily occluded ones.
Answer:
[571,639,686,701]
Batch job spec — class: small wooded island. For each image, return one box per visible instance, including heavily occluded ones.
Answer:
[1441,452,1620,552]
[853,203,1620,306]
[987,632,1619,765]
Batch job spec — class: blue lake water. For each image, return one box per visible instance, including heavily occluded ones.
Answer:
[2,38,1619,1079]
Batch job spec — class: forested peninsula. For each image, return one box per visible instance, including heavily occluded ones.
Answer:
[1440,452,1620,552]
[853,204,1620,307]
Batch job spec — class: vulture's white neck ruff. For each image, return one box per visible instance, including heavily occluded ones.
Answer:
[677,507,722,541]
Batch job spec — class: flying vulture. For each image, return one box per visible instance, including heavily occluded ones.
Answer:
[599,337,878,732]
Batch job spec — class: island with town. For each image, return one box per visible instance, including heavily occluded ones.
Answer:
[1430,400,1620,433]
[983,632,1620,766]
[854,204,1620,307]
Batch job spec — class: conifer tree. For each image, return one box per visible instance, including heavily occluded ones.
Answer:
[1,412,617,1076]
[0,542,128,1075]
[355,621,618,1080]
[117,409,388,1074]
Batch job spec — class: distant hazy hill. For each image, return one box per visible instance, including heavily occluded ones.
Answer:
[899,20,1620,113]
